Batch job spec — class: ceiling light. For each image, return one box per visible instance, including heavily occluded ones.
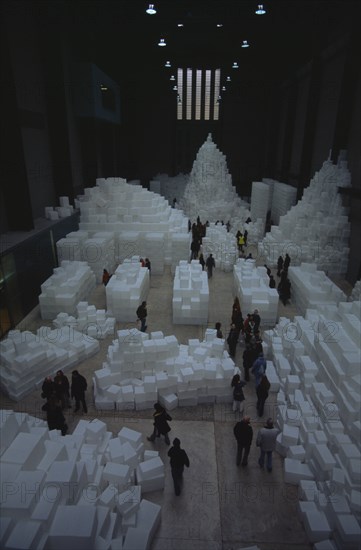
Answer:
[173,85,178,91]
[177,23,184,27]
[165,61,171,67]
[216,23,223,28]
[158,38,166,46]
[255,4,266,15]
[232,62,239,69]
[242,40,250,48]
[222,86,226,91]
[170,75,175,81]
[146,4,156,15]
[100,84,108,91]
[177,95,181,103]
[226,76,231,82]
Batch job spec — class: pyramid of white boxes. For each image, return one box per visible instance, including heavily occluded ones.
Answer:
[39,261,96,320]
[93,328,238,411]
[233,259,279,326]
[0,413,163,550]
[259,157,351,276]
[262,299,361,548]
[173,260,209,324]
[0,327,100,401]
[180,133,249,222]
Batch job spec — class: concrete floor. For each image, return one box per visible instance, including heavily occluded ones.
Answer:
[1,264,320,550]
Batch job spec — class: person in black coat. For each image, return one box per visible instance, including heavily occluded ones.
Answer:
[71,370,88,413]
[167,438,190,496]
[283,253,291,271]
[205,254,215,278]
[227,323,239,359]
[147,403,172,444]
[42,376,55,401]
[269,275,276,288]
[256,374,271,417]
[54,370,70,409]
[136,301,148,332]
[243,344,256,381]
[277,255,284,277]
[43,395,68,435]
[234,416,253,466]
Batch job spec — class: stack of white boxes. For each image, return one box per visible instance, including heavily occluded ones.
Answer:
[263,299,361,548]
[172,260,209,324]
[233,259,279,325]
[75,177,190,274]
[0,413,162,550]
[56,230,89,261]
[149,172,189,204]
[288,264,346,316]
[349,280,361,302]
[39,261,96,320]
[106,259,150,322]
[0,327,99,401]
[53,301,116,339]
[56,231,116,283]
[93,328,237,411]
[44,196,76,220]
[250,181,272,226]
[270,181,298,224]
[259,157,351,276]
[201,224,238,272]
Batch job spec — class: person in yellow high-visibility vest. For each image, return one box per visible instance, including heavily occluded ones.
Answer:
[238,233,245,253]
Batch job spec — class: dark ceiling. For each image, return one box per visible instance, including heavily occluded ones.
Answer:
[41,1,359,76]
[3,0,360,94]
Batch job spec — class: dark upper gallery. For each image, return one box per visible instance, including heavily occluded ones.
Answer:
[0,0,360,333]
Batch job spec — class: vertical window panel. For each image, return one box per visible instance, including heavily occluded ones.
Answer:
[195,70,202,120]
[213,68,221,120]
[177,68,183,120]
[186,68,192,120]
[204,70,211,120]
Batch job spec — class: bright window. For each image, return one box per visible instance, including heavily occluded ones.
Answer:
[177,68,221,121]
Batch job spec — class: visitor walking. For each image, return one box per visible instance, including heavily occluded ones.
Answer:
[256,418,280,472]
[136,301,148,332]
[147,402,172,445]
[234,416,253,466]
[71,370,88,414]
[205,254,215,278]
[167,438,190,496]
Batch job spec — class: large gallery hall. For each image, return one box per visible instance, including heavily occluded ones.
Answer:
[0,1,360,550]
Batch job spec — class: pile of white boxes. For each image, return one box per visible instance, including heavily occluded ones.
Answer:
[57,231,116,284]
[93,328,237,411]
[149,172,189,204]
[39,261,96,320]
[259,158,351,276]
[250,181,272,226]
[173,261,209,324]
[106,259,150,322]
[0,327,99,401]
[44,196,76,220]
[0,412,162,550]
[169,231,192,274]
[270,180,298,224]
[74,177,190,274]
[262,299,361,548]
[53,301,116,339]
[201,224,238,272]
[288,264,347,316]
[233,259,279,326]
[349,280,361,302]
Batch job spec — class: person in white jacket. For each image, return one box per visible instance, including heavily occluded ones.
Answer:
[256,418,280,472]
